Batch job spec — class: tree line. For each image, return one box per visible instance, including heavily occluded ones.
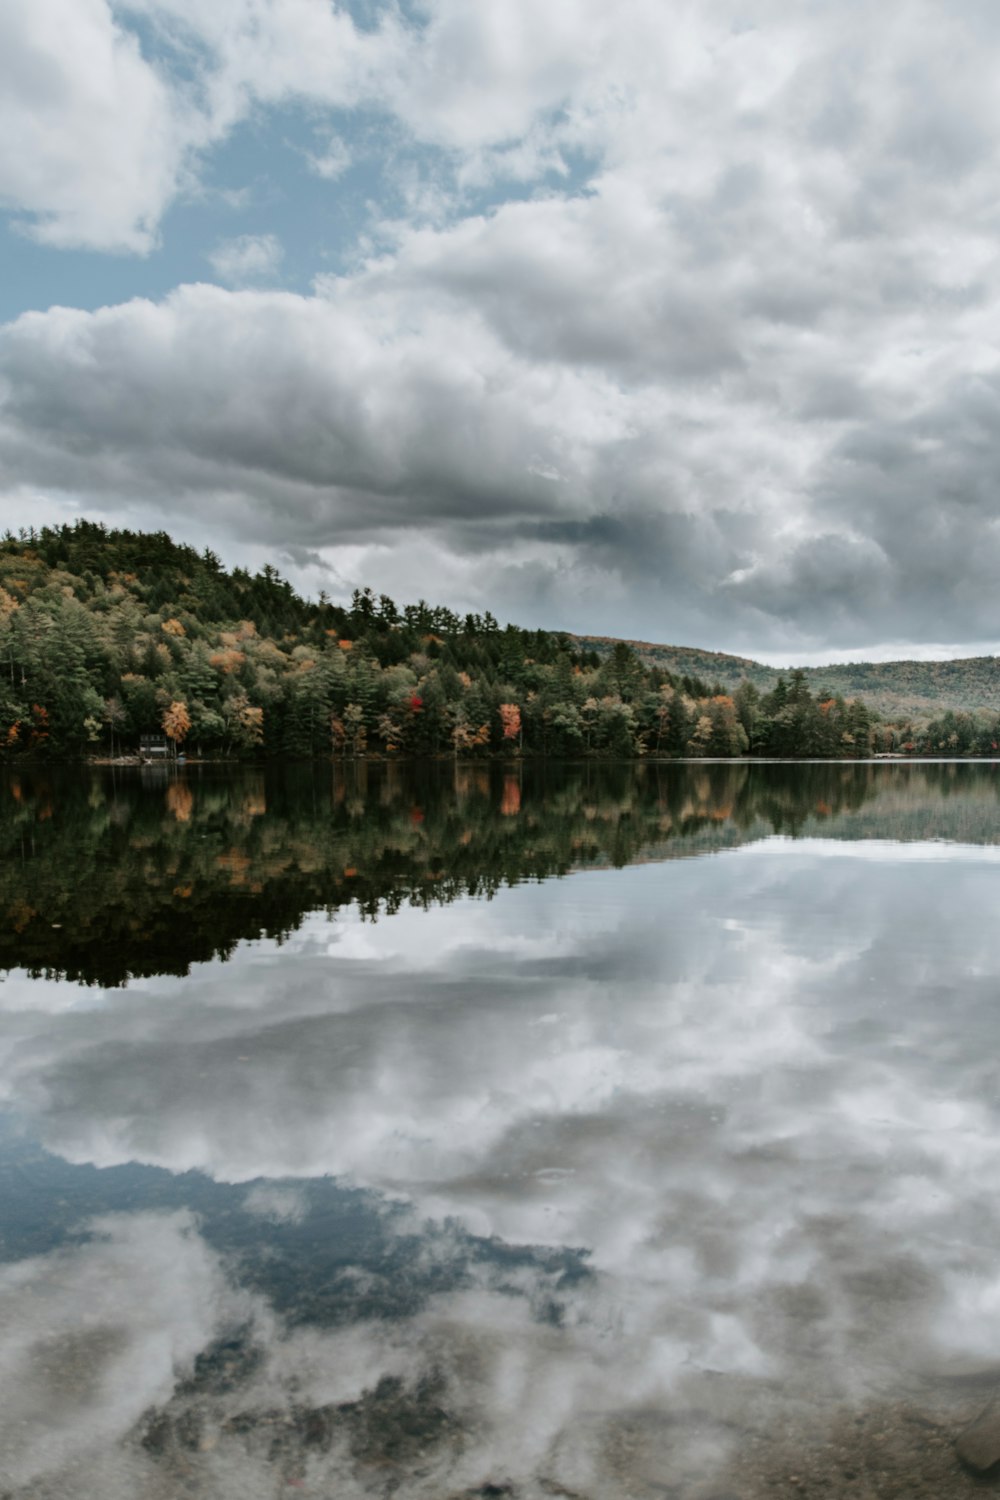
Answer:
[8,759,995,985]
[1,521,995,761]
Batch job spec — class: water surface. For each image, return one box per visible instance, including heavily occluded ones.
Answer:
[3,762,1000,1498]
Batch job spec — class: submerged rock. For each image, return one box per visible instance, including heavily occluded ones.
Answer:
[956,1397,1000,1473]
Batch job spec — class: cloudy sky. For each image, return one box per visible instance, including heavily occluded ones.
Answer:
[1,0,999,662]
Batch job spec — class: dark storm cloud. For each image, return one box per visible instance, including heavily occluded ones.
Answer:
[0,289,570,534]
[732,368,1000,644]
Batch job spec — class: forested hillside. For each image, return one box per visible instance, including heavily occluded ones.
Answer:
[1,521,998,760]
[578,635,1000,720]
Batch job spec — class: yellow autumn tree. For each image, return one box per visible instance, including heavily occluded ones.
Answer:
[222,693,264,750]
[162,700,192,747]
[451,711,490,757]
[239,702,264,745]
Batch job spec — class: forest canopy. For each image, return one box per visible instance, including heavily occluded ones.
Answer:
[1,521,996,761]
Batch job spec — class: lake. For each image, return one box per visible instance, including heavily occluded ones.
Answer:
[3,760,1000,1498]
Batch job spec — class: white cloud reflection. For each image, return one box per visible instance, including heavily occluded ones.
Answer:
[0,1210,257,1492]
[4,844,1000,1493]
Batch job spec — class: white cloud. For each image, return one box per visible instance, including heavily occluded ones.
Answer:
[207,231,284,285]
[0,0,398,253]
[3,170,1000,649]
[9,0,1000,263]
[6,2,1000,648]
[304,133,352,181]
[0,0,190,251]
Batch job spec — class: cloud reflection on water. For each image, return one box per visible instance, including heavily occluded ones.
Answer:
[4,840,1000,1494]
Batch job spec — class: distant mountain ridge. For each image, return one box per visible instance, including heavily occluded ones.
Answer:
[573,635,1000,719]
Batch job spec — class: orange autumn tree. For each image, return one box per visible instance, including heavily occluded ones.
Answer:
[499,702,522,748]
[500,774,521,816]
[166,782,194,822]
[29,704,50,749]
[162,700,191,750]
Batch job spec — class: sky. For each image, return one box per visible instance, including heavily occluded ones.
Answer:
[1,0,999,664]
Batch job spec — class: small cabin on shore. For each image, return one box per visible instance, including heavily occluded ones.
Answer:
[139,733,171,759]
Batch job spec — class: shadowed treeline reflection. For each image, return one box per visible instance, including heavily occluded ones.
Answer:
[5,759,1000,985]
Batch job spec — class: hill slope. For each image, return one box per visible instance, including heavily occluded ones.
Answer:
[575,636,1000,720]
[0,520,996,760]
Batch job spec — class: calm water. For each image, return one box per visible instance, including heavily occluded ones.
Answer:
[4,761,1000,1498]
